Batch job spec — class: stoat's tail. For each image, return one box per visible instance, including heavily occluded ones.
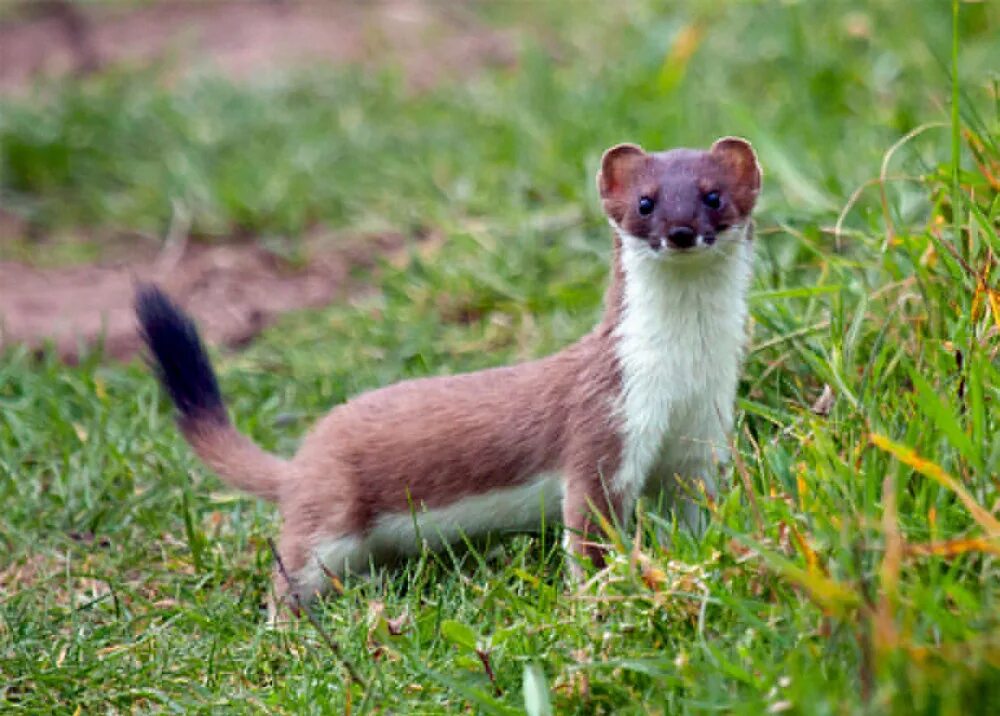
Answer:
[135,285,287,502]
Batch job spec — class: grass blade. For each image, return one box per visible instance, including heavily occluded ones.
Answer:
[870,433,1000,537]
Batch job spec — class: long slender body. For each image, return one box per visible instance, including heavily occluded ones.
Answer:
[136,137,761,607]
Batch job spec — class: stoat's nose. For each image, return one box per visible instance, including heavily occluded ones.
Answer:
[666,226,696,249]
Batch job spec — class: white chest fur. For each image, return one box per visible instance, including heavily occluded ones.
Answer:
[611,227,753,507]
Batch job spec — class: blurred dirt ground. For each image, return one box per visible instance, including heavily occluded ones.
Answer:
[0,0,515,91]
[0,0,515,360]
[0,232,409,361]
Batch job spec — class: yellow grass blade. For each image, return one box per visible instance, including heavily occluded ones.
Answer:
[658,24,704,93]
[586,497,625,554]
[875,475,902,652]
[904,537,1000,558]
[739,539,860,617]
[988,288,1000,334]
[870,433,1000,537]
[971,280,986,323]
[787,523,819,573]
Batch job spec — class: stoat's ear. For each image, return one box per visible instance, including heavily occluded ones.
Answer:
[597,143,648,200]
[710,136,762,196]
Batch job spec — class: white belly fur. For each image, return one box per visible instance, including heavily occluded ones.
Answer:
[612,225,752,516]
[298,474,564,594]
[368,473,564,554]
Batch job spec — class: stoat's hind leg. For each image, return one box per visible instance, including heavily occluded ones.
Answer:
[265,533,308,628]
[267,531,375,627]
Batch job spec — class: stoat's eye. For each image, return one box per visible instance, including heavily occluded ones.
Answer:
[702,191,722,210]
[638,196,655,215]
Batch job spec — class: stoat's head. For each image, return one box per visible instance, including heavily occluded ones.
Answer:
[597,137,761,259]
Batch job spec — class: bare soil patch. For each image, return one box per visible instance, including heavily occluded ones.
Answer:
[0,0,514,360]
[0,0,516,92]
[0,234,405,361]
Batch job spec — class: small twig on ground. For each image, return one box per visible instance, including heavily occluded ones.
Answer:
[476,647,502,696]
[267,538,368,689]
[728,424,764,537]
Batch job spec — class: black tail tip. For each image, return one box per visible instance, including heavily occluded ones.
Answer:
[135,283,226,424]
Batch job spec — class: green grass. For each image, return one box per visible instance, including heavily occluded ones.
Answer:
[2,1,1000,713]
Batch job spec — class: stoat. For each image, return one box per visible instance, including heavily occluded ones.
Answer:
[136,137,761,609]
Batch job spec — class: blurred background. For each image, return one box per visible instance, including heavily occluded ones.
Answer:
[0,0,998,361]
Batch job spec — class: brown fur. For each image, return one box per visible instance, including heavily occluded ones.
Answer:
[190,259,628,583]
[147,137,760,605]
[182,416,289,503]
[600,137,761,246]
